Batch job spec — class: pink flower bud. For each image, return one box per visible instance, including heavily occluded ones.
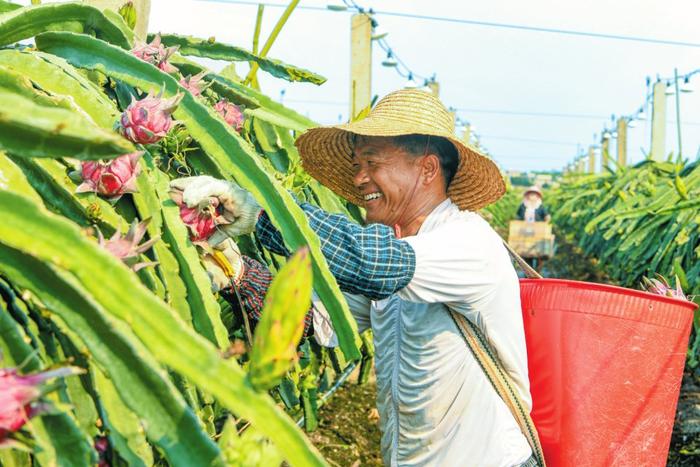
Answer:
[213,99,244,131]
[98,218,159,271]
[179,71,209,97]
[76,152,143,199]
[118,93,182,145]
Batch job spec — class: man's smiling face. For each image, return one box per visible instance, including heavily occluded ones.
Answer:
[351,136,425,226]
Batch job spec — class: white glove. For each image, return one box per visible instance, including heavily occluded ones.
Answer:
[169,175,261,246]
[201,238,245,293]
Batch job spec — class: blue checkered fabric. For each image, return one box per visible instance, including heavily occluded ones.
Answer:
[256,202,416,300]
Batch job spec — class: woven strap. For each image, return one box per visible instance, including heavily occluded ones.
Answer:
[448,310,546,466]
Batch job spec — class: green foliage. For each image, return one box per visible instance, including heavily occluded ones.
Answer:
[0,4,361,466]
[154,33,327,85]
[550,158,700,364]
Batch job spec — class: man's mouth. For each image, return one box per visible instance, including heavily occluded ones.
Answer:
[364,192,383,202]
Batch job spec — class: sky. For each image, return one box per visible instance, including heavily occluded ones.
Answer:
[20,0,700,172]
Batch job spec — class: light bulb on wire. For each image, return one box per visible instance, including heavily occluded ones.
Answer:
[404,73,417,89]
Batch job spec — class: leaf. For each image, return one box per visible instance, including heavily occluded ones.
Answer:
[0,2,130,49]
[0,189,327,466]
[155,33,326,85]
[37,30,361,361]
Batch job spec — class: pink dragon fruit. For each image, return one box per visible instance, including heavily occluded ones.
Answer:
[179,71,209,97]
[168,187,229,244]
[130,34,179,74]
[641,274,687,300]
[0,366,83,445]
[118,93,182,145]
[76,152,142,199]
[213,99,244,131]
[98,218,159,271]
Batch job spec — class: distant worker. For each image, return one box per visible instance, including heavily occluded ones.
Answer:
[516,186,550,223]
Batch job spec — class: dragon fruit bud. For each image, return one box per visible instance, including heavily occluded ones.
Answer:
[0,366,83,443]
[98,218,159,271]
[118,93,183,144]
[76,152,143,199]
[131,34,179,74]
[179,71,209,97]
[213,99,244,131]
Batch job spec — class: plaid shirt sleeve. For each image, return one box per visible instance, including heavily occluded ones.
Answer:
[255,203,416,300]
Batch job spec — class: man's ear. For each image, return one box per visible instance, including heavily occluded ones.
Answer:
[421,154,441,185]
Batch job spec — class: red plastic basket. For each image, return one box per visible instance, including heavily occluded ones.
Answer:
[520,278,696,467]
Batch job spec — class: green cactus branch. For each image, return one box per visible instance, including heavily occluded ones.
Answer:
[35,30,362,362]
[154,32,326,85]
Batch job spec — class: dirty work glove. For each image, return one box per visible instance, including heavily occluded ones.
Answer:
[201,238,246,293]
[169,175,261,246]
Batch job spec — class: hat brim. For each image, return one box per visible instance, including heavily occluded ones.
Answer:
[295,119,506,212]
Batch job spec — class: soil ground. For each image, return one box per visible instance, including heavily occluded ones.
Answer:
[311,233,700,466]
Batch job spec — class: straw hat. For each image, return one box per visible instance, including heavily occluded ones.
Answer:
[294,89,506,211]
[524,185,543,198]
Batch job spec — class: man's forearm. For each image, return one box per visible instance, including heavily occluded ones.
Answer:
[255,203,416,300]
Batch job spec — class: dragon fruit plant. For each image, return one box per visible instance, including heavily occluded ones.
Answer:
[0,2,364,466]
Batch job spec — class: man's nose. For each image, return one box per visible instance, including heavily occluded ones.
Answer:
[353,167,369,188]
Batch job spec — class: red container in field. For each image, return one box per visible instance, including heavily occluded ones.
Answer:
[519,279,696,467]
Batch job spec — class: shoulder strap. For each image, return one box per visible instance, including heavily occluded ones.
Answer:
[448,308,546,466]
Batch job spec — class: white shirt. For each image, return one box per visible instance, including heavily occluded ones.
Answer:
[315,199,532,466]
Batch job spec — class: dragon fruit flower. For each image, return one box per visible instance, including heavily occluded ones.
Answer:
[130,34,179,74]
[98,218,160,271]
[118,92,183,145]
[213,99,244,131]
[179,71,209,97]
[0,366,83,444]
[641,275,687,300]
[76,152,143,199]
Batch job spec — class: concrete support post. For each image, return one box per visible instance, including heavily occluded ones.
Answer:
[350,14,372,120]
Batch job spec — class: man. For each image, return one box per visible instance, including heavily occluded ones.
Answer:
[516,186,551,222]
[171,89,537,466]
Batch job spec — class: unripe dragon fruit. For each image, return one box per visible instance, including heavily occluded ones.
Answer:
[0,366,83,446]
[179,71,209,97]
[213,99,244,131]
[76,151,143,199]
[130,34,179,74]
[98,218,159,271]
[118,93,182,144]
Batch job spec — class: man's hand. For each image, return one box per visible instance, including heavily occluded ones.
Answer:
[169,176,261,245]
[201,238,245,293]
